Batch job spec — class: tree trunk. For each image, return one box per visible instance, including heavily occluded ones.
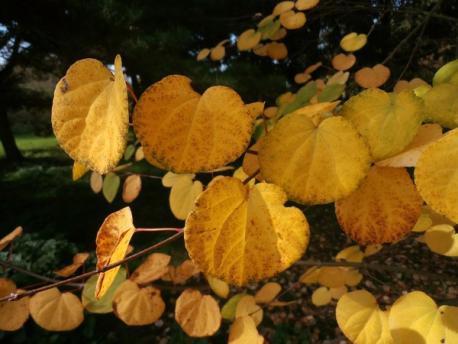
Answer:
[0,108,23,161]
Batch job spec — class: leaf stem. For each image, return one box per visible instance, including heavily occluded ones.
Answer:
[135,227,183,233]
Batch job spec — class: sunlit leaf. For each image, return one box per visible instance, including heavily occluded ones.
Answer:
[273,1,295,15]
[259,114,371,204]
[228,316,264,344]
[335,245,364,263]
[255,282,282,304]
[355,64,391,88]
[221,293,246,320]
[207,275,230,299]
[433,59,458,86]
[161,259,200,284]
[341,88,423,161]
[279,10,306,30]
[266,42,288,60]
[340,32,367,52]
[185,176,309,285]
[393,78,429,93]
[52,55,128,174]
[423,83,458,129]
[169,175,203,220]
[295,0,320,10]
[237,29,261,51]
[130,253,171,285]
[332,53,356,71]
[312,286,331,306]
[236,295,263,326]
[0,279,29,331]
[72,161,88,181]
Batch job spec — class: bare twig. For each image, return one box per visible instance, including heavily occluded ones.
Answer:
[242,169,260,185]
[135,227,183,233]
[0,231,184,302]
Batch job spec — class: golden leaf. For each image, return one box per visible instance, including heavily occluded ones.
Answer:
[133,75,255,173]
[341,88,423,161]
[329,286,348,300]
[130,253,171,285]
[210,45,225,61]
[258,114,371,204]
[376,124,443,168]
[340,32,367,52]
[299,266,321,284]
[393,78,428,93]
[72,161,88,181]
[207,275,230,298]
[228,316,264,344]
[389,291,458,343]
[332,53,356,71]
[337,290,393,344]
[295,0,320,10]
[273,1,295,15]
[54,252,90,277]
[336,166,422,244]
[266,42,288,60]
[0,226,22,251]
[335,245,364,263]
[423,83,458,129]
[112,280,165,325]
[52,55,128,174]
[255,282,282,304]
[175,289,221,337]
[122,174,142,203]
[235,295,263,326]
[169,175,203,220]
[0,279,29,331]
[30,288,84,331]
[95,207,135,299]
[279,10,306,30]
[184,176,309,285]
[355,64,391,88]
[90,172,103,193]
[197,48,210,61]
[237,29,262,51]
[424,225,458,257]
[161,259,200,284]
[312,286,331,306]
[415,128,458,223]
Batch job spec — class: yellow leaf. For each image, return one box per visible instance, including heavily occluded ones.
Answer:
[332,53,356,71]
[72,161,88,181]
[364,244,383,256]
[175,289,221,337]
[52,55,128,174]
[280,10,306,30]
[294,72,311,84]
[162,171,194,187]
[336,166,422,244]
[337,290,393,344]
[258,114,371,204]
[184,176,309,285]
[130,253,171,285]
[233,167,255,186]
[266,42,288,60]
[207,275,230,299]
[264,106,278,118]
[318,267,347,288]
[344,269,363,287]
[341,88,423,161]
[273,1,295,15]
[0,226,22,251]
[271,27,287,40]
[295,0,320,10]
[236,295,263,326]
[415,128,458,223]
[112,280,165,326]
[30,288,84,331]
[335,245,364,263]
[170,176,203,220]
[412,213,433,232]
[299,266,321,284]
[228,316,264,344]
[210,45,225,61]
[433,59,458,86]
[242,140,263,181]
[237,29,262,51]
[90,171,103,193]
[246,101,265,119]
[54,252,90,277]
[197,48,210,61]
[312,286,332,306]
[122,174,142,203]
[389,291,458,343]
[133,75,255,173]
[329,286,348,300]
[327,71,350,85]
[393,78,429,93]
[355,64,391,88]
[340,32,367,52]
[161,259,200,284]
[134,146,144,161]
[424,225,458,256]
[95,207,135,299]
[221,293,246,320]
[376,124,443,167]
[254,282,282,304]
[0,279,29,331]
[423,83,458,129]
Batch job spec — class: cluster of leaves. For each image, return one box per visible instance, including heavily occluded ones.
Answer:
[2,1,458,342]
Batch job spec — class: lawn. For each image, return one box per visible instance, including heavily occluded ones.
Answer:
[0,135,58,159]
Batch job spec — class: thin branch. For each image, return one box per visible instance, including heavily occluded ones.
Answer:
[122,172,162,180]
[243,169,260,185]
[126,82,138,103]
[135,227,183,233]
[0,260,82,288]
[0,231,184,302]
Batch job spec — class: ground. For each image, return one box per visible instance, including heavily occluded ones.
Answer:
[0,136,457,343]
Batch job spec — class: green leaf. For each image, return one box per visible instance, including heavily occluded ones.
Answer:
[433,59,458,86]
[221,293,246,320]
[318,84,345,102]
[102,173,120,203]
[124,144,136,161]
[278,82,317,117]
[258,19,281,40]
[82,267,127,314]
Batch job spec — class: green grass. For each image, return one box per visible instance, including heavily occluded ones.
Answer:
[0,134,58,159]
